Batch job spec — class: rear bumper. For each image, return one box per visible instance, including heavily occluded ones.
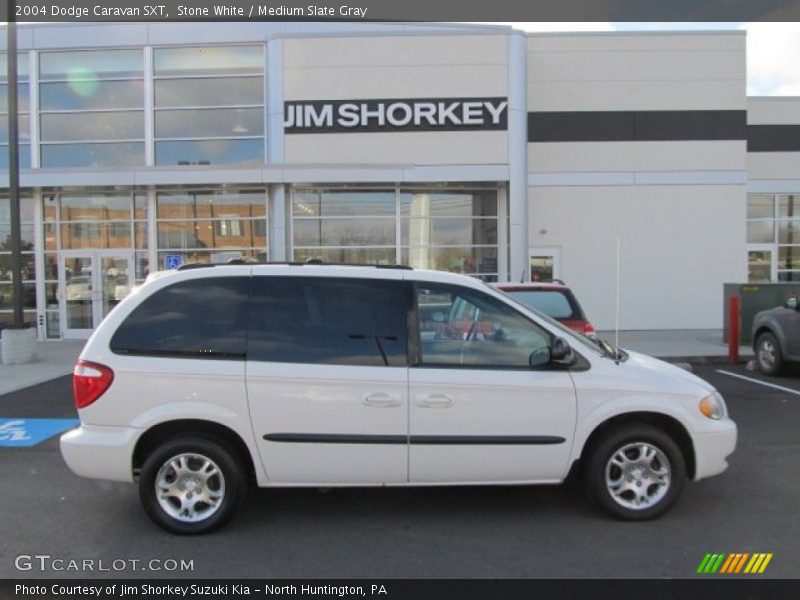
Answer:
[692,421,737,481]
[60,424,139,483]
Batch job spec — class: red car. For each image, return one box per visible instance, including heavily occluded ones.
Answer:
[492,281,597,338]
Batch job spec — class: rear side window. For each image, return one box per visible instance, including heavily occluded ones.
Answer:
[248,277,409,367]
[504,290,580,320]
[110,277,249,359]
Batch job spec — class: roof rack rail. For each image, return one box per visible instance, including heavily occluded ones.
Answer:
[175,261,414,271]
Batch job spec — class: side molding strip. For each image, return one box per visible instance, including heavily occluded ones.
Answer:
[264,433,565,445]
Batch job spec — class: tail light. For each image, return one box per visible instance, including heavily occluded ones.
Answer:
[584,323,597,337]
[73,360,114,409]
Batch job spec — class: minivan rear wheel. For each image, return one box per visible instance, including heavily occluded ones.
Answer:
[583,424,686,520]
[139,436,245,534]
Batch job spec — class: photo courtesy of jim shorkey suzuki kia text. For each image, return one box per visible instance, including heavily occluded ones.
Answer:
[15,583,388,597]
[27,4,371,18]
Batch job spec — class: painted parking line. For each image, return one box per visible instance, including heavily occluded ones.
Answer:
[716,370,800,397]
[0,418,79,447]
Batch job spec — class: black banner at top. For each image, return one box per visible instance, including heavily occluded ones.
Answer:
[3,0,800,22]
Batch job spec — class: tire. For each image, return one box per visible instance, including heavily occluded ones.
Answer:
[755,331,784,376]
[583,424,686,521]
[139,436,246,534]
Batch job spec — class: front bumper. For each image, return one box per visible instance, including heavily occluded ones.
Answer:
[60,424,140,483]
[692,420,738,481]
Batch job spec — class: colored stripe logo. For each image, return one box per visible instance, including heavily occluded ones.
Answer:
[696,553,773,574]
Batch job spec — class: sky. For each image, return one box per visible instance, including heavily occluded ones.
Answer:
[492,22,800,96]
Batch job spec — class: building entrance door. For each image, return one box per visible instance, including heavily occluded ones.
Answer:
[59,251,135,338]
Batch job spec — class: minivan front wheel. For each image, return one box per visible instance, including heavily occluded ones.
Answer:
[584,424,686,520]
[139,437,245,534]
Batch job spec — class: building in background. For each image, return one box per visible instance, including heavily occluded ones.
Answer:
[0,22,798,338]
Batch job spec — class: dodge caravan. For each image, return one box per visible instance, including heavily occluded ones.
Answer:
[60,264,737,534]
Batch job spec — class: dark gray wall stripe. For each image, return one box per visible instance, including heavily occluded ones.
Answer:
[747,125,800,152]
[528,110,747,142]
[264,433,565,445]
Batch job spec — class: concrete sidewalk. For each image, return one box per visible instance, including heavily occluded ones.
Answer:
[0,330,753,398]
[596,329,753,363]
[0,340,85,396]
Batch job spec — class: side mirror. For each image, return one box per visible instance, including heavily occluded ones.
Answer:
[529,347,551,368]
[431,311,446,323]
[550,336,575,366]
[785,296,799,310]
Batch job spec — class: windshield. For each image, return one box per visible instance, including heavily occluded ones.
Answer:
[490,285,604,357]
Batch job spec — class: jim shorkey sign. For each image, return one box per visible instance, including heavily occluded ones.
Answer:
[284,97,508,133]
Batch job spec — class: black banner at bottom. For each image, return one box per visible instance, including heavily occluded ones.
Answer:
[2,579,799,600]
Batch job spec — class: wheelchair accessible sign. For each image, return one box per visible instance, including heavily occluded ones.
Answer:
[0,419,79,447]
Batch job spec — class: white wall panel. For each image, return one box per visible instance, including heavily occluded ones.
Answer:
[748,153,800,180]
[285,131,508,165]
[528,185,746,330]
[528,141,745,173]
[748,98,800,124]
[284,35,507,68]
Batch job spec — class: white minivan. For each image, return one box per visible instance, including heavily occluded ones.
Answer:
[61,264,736,534]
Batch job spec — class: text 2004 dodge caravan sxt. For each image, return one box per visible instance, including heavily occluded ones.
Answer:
[61,264,736,534]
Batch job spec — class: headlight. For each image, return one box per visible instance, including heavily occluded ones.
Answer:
[699,392,726,420]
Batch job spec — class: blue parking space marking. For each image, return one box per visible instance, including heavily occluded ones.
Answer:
[0,418,79,447]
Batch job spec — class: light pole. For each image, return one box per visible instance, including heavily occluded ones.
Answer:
[6,20,23,328]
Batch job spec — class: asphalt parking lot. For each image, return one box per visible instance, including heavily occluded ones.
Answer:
[1,365,798,579]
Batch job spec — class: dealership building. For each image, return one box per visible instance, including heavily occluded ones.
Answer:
[0,21,799,339]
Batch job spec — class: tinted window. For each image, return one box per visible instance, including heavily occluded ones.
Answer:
[504,289,579,320]
[248,277,409,367]
[110,277,249,358]
[416,283,550,368]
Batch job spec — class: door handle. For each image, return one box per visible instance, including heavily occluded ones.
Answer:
[363,392,401,408]
[416,393,454,408]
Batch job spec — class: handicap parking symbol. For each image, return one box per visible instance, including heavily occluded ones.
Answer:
[164,254,183,270]
[0,418,79,447]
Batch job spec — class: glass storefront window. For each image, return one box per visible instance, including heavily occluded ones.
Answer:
[294,218,395,247]
[39,49,144,167]
[155,108,264,139]
[40,80,144,111]
[41,111,144,142]
[155,189,268,267]
[778,246,800,270]
[155,139,263,166]
[748,250,772,283]
[778,220,800,244]
[0,114,31,143]
[60,194,132,220]
[293,190,396,217]
[39,49,143,80]
[400,190,498,218]
[153,46,263,77]
[0,196,35,222]
[1,52,30,168]
[747,220,775,244]
[291,186,503,280]
[41,143,145,168]
[0,85,30,113]
[0,52,30,81]
[294,247,397,265]
[747,195,774,219]
[154,77,263,108]
[153,45,264,166]
[401,218,498,247]
[157,190,266,219]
